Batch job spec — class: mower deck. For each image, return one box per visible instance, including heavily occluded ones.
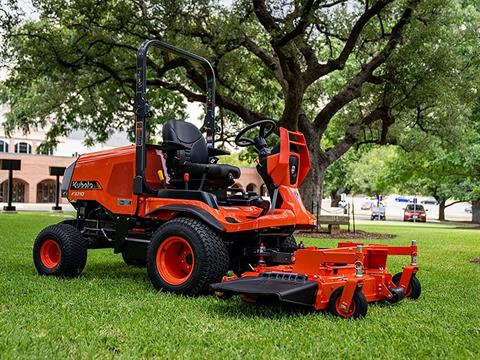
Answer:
[212,241,420,319]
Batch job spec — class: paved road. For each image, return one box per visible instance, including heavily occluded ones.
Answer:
[317,195,473,223]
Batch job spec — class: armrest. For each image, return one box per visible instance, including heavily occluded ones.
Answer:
[160,141,188,151]
[208,147,230,157]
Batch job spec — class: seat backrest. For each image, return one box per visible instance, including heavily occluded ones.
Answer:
[162,120,209,164]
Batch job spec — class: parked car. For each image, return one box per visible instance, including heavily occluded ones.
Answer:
[403,204,427,222]
[371,206,386,220]
[465,205,472,214]
[395,196,412,203]
[421,199,438,205]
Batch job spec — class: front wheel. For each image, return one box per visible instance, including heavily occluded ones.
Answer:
[392,272,421,300]
[33,224,87,277]
[328,286,368,319]
[147,217,229,296]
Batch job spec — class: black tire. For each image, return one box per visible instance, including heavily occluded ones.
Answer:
[392,272,421,300]
[147,217,229,296]
[328,286,368,319]
[33,223,87,277]
[280,235,297,252]
[122,252,147,268]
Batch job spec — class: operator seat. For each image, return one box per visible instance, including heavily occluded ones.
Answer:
[162,120,240,189]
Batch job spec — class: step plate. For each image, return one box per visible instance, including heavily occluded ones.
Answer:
[211,273,318,307]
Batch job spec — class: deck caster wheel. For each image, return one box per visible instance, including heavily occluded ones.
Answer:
[392,273,421,300]
[147,217,229,296]
[328,287,368,319]
[33,224,87,277]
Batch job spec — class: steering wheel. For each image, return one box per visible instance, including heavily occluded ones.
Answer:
[234,119,277,148]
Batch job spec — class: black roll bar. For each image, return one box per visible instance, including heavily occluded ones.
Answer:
[133,40,216,195]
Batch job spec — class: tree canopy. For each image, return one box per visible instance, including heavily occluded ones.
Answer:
[1,0,479,201]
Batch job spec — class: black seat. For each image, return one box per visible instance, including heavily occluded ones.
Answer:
[162,120,240,189]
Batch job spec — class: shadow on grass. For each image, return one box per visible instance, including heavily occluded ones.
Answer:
[206,295,334,320]
[207,294,409,321]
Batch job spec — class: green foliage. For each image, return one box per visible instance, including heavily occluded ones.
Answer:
[217,151,252,166]
[1,0,480,205]
[347,146,400,196]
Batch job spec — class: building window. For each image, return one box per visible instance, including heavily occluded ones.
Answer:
[0,140,8,153]
[1,179,27,202]
[37,180,57,203]
[15,142,32,154]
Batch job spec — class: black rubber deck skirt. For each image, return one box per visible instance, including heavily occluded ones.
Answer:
[211,272,318,307]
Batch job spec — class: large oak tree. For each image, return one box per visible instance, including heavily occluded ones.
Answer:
[0,0,476,202]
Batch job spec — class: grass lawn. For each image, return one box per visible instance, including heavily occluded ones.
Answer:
[1,213,479,359]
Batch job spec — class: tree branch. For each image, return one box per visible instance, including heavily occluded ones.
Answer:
[303,0,395,86]
[313,0,418,133]
[325,106,392,164]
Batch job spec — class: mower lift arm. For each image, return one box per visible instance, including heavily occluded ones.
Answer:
[133,40,217,195]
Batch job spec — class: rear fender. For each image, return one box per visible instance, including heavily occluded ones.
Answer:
[147,204,225,232]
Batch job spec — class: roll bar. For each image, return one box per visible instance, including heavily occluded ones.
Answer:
[133,40,216,195]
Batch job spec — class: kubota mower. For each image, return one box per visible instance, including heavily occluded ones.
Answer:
[32,40,421,318]
[33,40,315,294]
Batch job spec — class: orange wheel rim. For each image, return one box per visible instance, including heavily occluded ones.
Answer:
[156,236,195,286]
[40,239,61,269]
[335,297,356,318]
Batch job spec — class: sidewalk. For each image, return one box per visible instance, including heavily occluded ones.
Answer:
[0,202,75,212]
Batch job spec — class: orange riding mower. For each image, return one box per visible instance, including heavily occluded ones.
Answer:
[31,41,420,319]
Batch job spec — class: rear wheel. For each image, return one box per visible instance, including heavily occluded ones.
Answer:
[328,286,368,319]
[392,272,421,299]
[147,217,229,296]
[33,224,87,277]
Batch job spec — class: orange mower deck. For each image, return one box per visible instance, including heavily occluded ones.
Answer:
[211,241,420,319]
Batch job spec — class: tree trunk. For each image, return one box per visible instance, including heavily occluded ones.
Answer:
[472,199,480,224]
[438,199,446,221]
[298,129,326,210]
[330,189,341,207]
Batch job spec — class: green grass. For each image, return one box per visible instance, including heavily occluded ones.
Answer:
[0,213,479,359]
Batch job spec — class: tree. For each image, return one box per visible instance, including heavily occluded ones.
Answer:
[0,0,478,202]
[388,146,465,221]
[347,145,399,197]
[323,149,357,206]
